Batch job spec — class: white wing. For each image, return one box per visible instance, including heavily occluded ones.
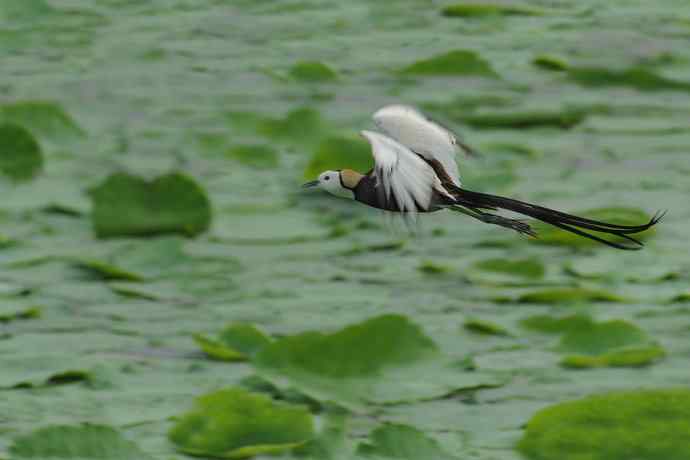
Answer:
[372,104,462,186]
[360,130,451,215]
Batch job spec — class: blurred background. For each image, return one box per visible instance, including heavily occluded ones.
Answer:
[1,1,689,459]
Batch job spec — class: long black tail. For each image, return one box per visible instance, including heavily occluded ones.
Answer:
[450,187,664,250]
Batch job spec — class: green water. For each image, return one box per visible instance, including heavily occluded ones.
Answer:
[1,0,690,458]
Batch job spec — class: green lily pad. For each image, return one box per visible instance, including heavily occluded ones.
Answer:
[90,172,212,238]
[518,389,690,460]
[401,50,498,78]
[441,3,542,18]
[289,61,338,82]
[517,287,625,304]
[10,424,153,459]
[254,314,502,410]
[258,107,326,145]
[194,323,272,361]
[532,55,569,71]
[226,144,279,169]
[457,107,591,129]
[561,346,666,368]
[417,260,452,275]
[169,388,314,459]
[0,305,41,323]
[469,257,545,284]
[531,207,656,248]
[304,136,373,180]
[0,101,84,142]
[519,314,594,334]
[568,65,690,92]
[0,123,43,181]
[357,423,458,460]
[463,318,510,336]
[558,319,651,355]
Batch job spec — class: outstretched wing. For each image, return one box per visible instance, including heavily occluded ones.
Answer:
[372,104,465,186]
[360,130,450,215]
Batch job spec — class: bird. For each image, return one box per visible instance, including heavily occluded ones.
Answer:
[302,104,663,250]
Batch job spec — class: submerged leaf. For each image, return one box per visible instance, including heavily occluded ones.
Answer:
[169,388,314,458]
[195,323,272,361]
[289,61,338,82]
[10,424,152,459]
[90,172,212,238]
[0,123,43,181]
[442,3,542,18]
[517,287,624,304]
[357,423,459,460]
[401,50,498,77]
[518,389,690,460]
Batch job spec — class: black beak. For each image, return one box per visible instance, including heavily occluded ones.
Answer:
[302,180,319,188]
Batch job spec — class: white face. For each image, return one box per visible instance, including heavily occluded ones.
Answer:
[314,170,354,199]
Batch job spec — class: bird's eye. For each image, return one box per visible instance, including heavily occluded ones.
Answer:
[324,176,330,181]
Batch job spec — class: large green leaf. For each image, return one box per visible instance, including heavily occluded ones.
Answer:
[10,424,153,459]
[0,101,84,142]
[401,50,498,77]
[90,172,212,238]
[518,390,690,460]
[0,123,43,181]
[194,323,272,361]
[169,388,314,459]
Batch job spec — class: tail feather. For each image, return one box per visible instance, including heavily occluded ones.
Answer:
[450,187,663,250]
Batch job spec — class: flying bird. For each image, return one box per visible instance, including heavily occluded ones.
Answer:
[302,104,662,249]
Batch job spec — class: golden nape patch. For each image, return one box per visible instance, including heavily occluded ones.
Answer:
[340,169,364,189]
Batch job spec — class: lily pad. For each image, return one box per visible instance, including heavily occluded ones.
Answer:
[518,389,690,460]
[532,55,569,71]
[417,260,452,275]
[10,424,153,459]
[226,144,279,169]
[194,323,272,361]
[0,123,43,181]
[568,66,690,92]
[169,387,314,458]
[90,172,212,238]
[558,319,651,355]
[463,318,510,336]
[401,50,498,78]
[561,346,666,368]
[357,423,459,460]
[0,101,84,142]
[258,107,326,145]
[531,207,657,248]
[289,61,338,82]
[517,287,625,304]
[442,3,542,18]
[519,314,593,334]
[457,107,591,129]
[0,305,41,323]
[304,136,373,180]
[254,314,502,410]
[469,257,545,284]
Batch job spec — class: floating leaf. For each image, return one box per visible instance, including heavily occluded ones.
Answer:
[471,257,545,283]
[0,101,84,142]
[417,260,452,275]
[226,144,279,169]
[10,424,152,459]
[532,55,569,71]
[531,207,657,248]
[259,107,325,144]
[90,172,212,238]
[0,123,43,181]
[519,314,593,334]
[463,318,510,336]
[442,3,542,18]
[558,319,650,355]
[289,61,338,82]
[254,314,502,409]
[195,323,272,361]
[518,389,690,460]
[401,50,498,78]
[357,423,459,460]
[169,388,314,458]
[0,305,41,323]
[458,107,590,129]
[304,136,374,180]
[568,66,690,92]
[561,346,666,368]
[517,287,625,304]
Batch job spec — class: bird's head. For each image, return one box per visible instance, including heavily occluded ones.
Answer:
[302,169,361,199]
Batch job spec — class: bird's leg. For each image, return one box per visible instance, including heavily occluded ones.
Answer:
[447,205,537,237]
